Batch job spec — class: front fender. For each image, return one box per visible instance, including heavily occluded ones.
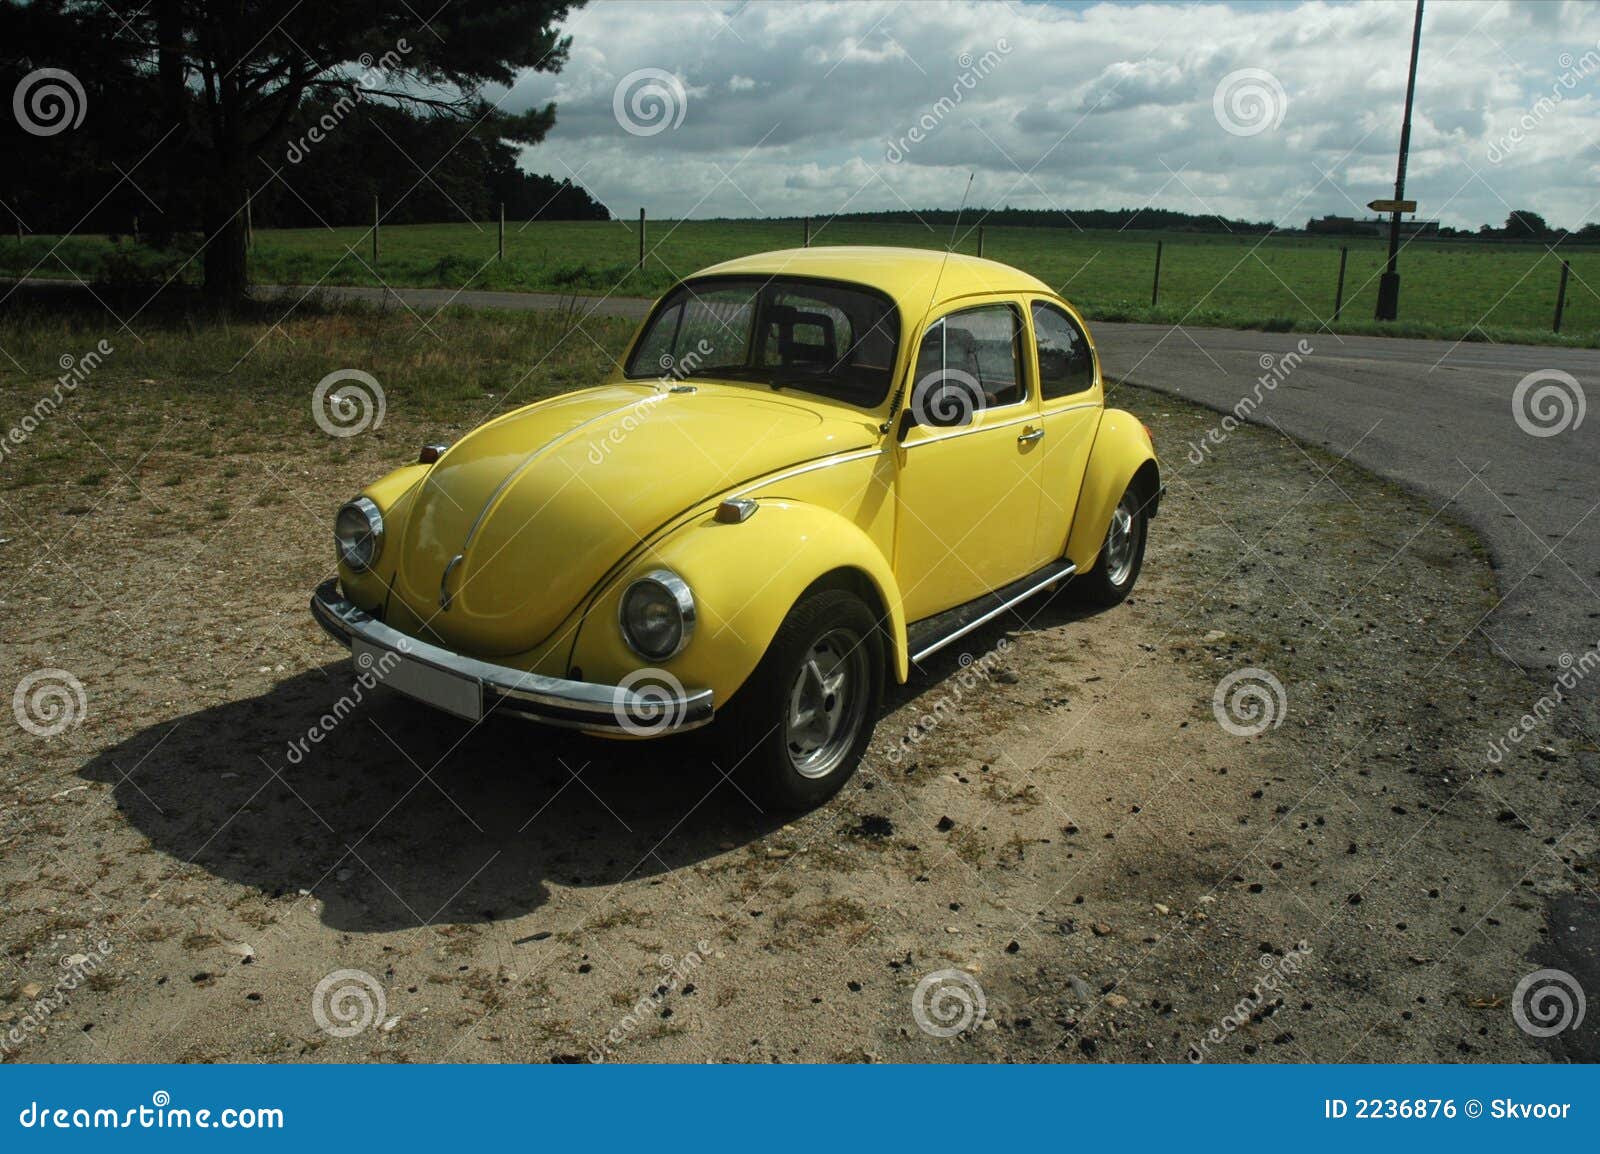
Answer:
[1065,409,1160,571]
[569,500,909,708]
[337,463,430,611]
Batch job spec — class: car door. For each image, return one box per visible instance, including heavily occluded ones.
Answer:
[894,299,1044,623]
[1026,298,1102,565]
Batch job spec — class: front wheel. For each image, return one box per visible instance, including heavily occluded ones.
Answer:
[721,588,883,811]
[1072,484,1149,607]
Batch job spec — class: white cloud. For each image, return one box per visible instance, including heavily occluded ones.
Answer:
[500,0,1600,231]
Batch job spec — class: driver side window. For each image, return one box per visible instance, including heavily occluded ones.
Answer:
[911,304,1025,426]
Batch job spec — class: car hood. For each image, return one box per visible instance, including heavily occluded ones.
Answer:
[392,383,875,656]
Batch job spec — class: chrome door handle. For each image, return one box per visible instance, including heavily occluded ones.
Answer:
[1017,427,1044,445]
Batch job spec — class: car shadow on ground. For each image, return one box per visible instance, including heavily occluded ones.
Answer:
[77,585,1110,936]
[76,668,790,934]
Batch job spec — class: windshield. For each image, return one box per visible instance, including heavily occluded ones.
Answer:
[625,276,901,408]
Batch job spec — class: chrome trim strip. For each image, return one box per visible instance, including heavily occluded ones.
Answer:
[728,448,883,498]
[904,411,1036,446]
[908,562,1077,664]
[456,393,667,557]
[310,579,714,733]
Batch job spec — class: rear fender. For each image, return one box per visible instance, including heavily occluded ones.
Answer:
[1066,409,1160,571]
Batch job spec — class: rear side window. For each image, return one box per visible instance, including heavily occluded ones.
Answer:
[1031,301,1095,399]
[911,304,1026,425]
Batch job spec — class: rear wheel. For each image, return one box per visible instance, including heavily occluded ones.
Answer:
[721,588,883,810]
[1072,484,1148,607]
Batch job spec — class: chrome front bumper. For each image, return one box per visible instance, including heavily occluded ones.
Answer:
[309,579,714,733]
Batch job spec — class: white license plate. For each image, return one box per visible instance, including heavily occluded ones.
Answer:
[353,638,482,721]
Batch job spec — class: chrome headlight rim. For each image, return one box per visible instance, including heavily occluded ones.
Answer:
[618,568,695,661]
[335,496,384,572]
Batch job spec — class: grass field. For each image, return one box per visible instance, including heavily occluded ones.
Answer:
[4,218,1597,346]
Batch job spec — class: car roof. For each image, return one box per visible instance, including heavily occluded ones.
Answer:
[691,246,1055,314]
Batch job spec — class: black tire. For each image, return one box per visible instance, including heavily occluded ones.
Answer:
[720,587,884,811]
[1071,483,1149,607]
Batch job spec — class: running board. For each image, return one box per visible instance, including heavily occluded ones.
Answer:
[906,559,1077,665]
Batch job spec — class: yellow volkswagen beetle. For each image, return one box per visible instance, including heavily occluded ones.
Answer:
[312,247,1160,808]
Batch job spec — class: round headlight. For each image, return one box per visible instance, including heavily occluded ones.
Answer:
[619,569,695,660]
[335,497,384,572]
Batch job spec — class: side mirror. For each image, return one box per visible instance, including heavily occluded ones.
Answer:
[895,408,917,442]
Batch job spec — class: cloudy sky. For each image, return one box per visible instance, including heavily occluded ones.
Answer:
[490,0,1600,232]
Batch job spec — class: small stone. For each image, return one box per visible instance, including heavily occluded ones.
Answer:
[1154,903,1170,916]
[945,926,961,934]
[1005,940,1020,954]
[21,983,42,999]
[936,816,955,832]
[381,1016,400,1031]
[1068,975,1092,1002]
[1091,922,1113,937]
[1104,993,1129,1009]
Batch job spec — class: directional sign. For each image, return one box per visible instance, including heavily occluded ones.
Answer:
[1368,199,1417,214]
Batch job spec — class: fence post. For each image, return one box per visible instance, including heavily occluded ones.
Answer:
[1151,240,1163,307]
[372,194,380,263]
[638,207,646,270]
[498,203,505,261]
[1333,246,1348,321]
[803,217,810,247]
[977,225,985,257]
[1553,260,1571,334]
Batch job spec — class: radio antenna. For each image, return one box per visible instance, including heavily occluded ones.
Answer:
[882,173,975,434]
[926,172,975,321]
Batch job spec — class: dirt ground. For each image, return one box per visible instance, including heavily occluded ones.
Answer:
[2,381,1597,1064]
